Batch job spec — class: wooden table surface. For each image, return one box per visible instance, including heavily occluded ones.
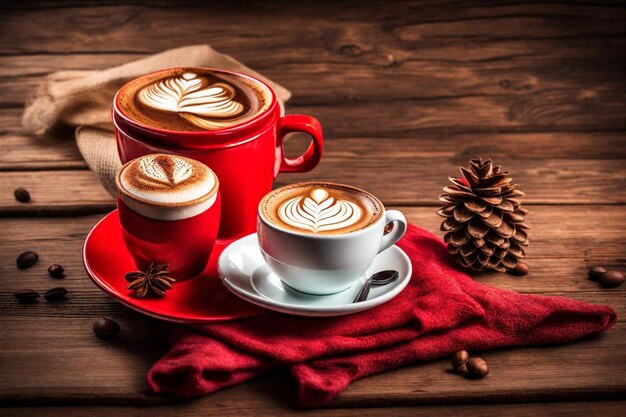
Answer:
[1,1,625,415]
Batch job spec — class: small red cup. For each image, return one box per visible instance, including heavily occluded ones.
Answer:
[113,68,323,243]
[115,155,221,281]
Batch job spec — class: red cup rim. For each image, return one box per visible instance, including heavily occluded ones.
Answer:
[112,106,279,150]
[113,67,279,138]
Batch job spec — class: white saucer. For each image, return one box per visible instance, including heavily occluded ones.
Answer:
[218,234,412,317]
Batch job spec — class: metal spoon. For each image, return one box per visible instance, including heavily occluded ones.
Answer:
[353,270,399,303]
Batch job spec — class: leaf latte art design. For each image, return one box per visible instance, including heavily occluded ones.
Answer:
[137,72,245,129]
[278,188,363,233]
[137,155,193,188]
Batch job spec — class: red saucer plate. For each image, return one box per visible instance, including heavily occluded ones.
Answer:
[83,210,265,323]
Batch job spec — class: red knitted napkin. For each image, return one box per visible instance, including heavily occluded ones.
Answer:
[146,225,616,406]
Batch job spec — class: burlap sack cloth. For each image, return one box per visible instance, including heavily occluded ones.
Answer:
[22,45,291,197]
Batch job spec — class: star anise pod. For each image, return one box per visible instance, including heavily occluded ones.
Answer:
[125,263,176,298]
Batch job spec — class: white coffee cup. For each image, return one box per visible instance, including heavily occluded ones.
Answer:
[257,182,407,295]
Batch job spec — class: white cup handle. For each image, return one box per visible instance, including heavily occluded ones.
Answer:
[378,210,407,253]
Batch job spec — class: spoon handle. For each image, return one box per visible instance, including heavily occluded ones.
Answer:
[353,277,374,303]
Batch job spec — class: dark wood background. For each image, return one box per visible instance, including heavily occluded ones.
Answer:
[1,1,625,415]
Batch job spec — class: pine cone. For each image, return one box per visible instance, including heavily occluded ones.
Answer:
[436,158,529,273]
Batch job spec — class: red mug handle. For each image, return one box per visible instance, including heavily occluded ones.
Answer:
[275,114,323,177]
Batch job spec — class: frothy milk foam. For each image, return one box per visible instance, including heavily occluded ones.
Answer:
[116,68,272,132]
[260,183,383,235]
[116,154,218,221]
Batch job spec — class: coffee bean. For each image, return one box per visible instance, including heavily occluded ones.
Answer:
[509,262,529,276]
[16,251,38,269]
[48,264,65,278]
[44,287,68,301]
[588,266,607,282]
[467,357,489,378]
[93,318,120,340]
[14,289,40,303]
[598,270,625,288]
[452,350,470,372]
[13,187,30,203]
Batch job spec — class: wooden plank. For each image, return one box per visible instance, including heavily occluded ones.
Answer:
[7,64,624,135]
[2,136,625,212]
[336,324,626,406]
[1,204,625,410]
[4,129,626,170]
[0,110,23,135]
[0,307,624,406]
[2,401,626,417]
[0,54,147,78]
[1,39,624,108]
[2,2,623,55]
[0,3,623,134]
[0,212,623,408]
[1,132,85,171]
[0,171,114,215]
[0,316,171,405]
[1,208,624,317]
[288,157,626,206]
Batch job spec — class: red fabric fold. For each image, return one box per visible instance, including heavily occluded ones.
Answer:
[146,225,616,406]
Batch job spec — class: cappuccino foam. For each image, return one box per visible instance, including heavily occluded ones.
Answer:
[260,182,383,235]
[116,68,272,132]
[116,154,218,221]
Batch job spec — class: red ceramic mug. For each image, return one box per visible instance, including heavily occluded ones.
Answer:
[115,154,221,281]
[113,68,323,243]
[117,197,221,281]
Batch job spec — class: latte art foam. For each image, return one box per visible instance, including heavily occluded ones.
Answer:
[116,68,272,132]
[279,188,363,233]
[136,154,194,191]
[260,183,383,235]
[116,154,219,221]
[137,72,245,130]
